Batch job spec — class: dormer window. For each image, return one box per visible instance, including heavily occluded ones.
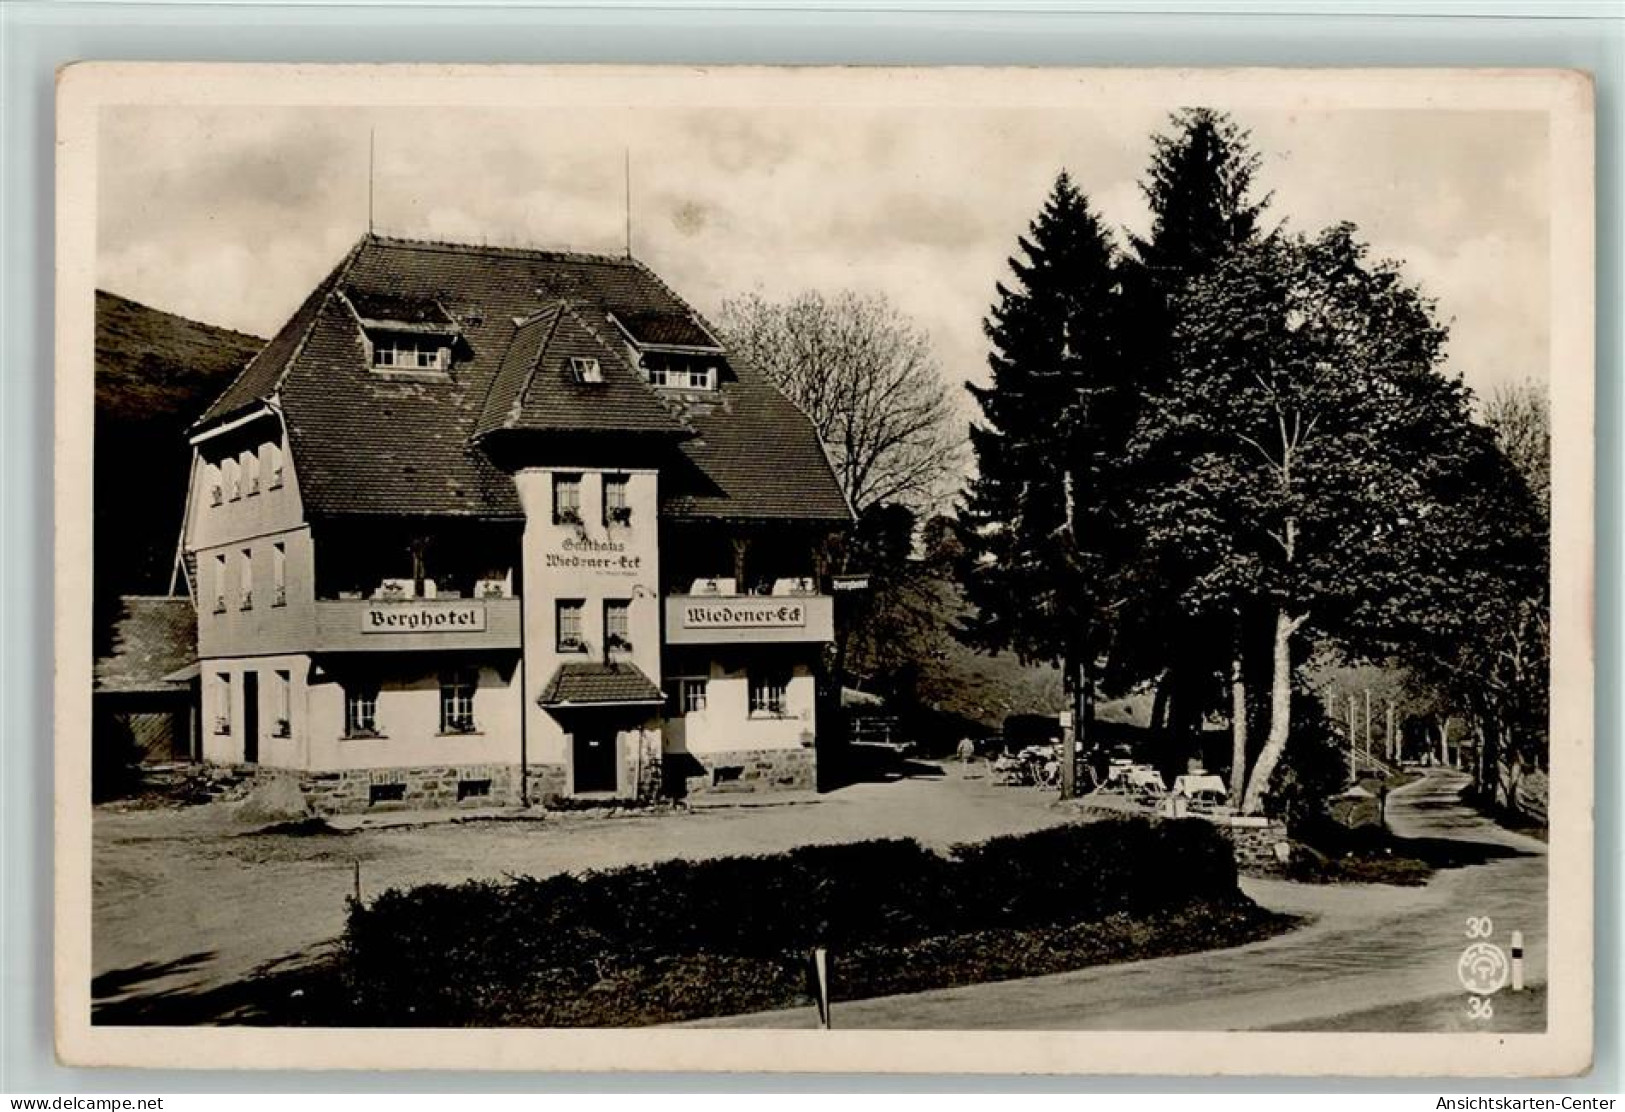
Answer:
[570,357,603,384]
[372,333,450,373]
[643,355,717,391]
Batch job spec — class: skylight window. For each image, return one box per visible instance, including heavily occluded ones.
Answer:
[570,357,603,384]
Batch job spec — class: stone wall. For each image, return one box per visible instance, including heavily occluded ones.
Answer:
[233,763,521,814]
[676,746,816,797]
[1217,815,1292,875]
[216,746,813,814]
[524,763,569,807]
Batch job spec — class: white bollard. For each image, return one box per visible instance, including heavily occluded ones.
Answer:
[1511,930,1525,991]
[813,947,831,1028]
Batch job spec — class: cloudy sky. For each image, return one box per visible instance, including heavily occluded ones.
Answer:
[98,100,1549,412]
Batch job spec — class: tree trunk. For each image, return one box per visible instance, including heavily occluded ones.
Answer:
[1060,652,1082,800]
[1228,634,1249,800]
[1150,671,1169,735]
[1240,608,1301,814]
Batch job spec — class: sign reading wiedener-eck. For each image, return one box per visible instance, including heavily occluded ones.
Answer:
[362,603,488,633]
[681,601,806,630]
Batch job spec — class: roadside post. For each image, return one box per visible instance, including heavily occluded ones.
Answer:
[1511,931,1525,991]
[1059,708,1076,800]
[811,947,831,1028]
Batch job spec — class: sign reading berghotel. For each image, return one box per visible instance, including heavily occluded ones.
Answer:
[681,601,806,630]
[362,602,488,633]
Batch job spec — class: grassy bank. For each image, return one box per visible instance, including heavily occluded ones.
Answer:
[323,819,1293,1027]
[1285,813,1527,886]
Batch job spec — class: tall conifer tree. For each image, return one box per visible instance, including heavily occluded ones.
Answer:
[1115,108,1270,788]
[957,172,1128,790]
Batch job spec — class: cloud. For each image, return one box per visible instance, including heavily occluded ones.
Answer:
[97,101,1551,415]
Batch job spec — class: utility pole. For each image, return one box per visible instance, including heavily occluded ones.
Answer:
[1385,699,1397,764]
[1346,692,1357,779]
[1363,688,1373,767]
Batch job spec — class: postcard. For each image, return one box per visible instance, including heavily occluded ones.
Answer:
[55,63,1594,1075]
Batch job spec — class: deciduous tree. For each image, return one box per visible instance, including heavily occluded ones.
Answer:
[717,290,965,515]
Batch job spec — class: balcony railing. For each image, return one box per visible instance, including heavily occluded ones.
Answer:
[665,590,833,645]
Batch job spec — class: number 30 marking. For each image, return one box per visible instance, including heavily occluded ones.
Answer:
[1468,996,1494,1020]
[1466,916,1494,938]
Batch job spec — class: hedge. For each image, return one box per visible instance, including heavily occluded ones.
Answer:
[339,818,1242,1024]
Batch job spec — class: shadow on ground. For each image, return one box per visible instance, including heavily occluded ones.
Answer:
[93,947,344,1026]
[822,743,946,791]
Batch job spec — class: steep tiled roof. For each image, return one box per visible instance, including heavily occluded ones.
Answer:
[199,244,363,425]
[94,597,196,694]
[196,235,851,524]
[474,302,690,440]
[539,661,664,706]
[612,310,719,350]
[342,289,457,329]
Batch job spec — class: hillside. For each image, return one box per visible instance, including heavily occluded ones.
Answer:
[94,291,263,644]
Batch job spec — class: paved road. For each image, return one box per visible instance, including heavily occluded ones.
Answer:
[686,770,1550,1031]
[91,762,1074,1020]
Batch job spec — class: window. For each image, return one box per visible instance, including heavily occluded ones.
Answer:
[244,449,260,495]
[273,670,291,736]
[372,334,449,372]
[368,782,405,805]
[749,670,790,717]
[439,669,478,734]
[212,554,227,613]
[272,543,287,606]
[645,358,716,391]
[239,548,253,609]
[676,677,708,716]
[604,600,631,653]
[344,682,379,737]
[207,463,223,506]
[214,673,231,734]
[556,600,585,652]
[552,473,582,525]
[603,474,631,525]
[268,442,285,489]
[570,356,603,383]
[225,457,241,501]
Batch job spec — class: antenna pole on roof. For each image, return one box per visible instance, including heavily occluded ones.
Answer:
[368,128,376,235]
[624,148,632,259]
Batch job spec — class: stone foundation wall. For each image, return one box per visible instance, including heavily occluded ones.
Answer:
[216,747,812,813]
[524,763,569,807]
[677,746,816,796]
[295,764,521,814]
[1218,816,1292,874]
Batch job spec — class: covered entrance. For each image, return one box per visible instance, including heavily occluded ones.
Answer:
[539,660,667,797]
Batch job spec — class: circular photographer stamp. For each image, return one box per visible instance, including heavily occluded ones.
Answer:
[1458,941,1511,995]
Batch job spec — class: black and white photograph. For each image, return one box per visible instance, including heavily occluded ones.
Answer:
[54,63,1594,1075]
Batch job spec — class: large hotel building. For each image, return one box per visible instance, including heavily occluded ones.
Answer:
[180,234,852,811]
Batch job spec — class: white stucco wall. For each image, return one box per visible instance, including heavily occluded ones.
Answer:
[198,652,309,768]
[664,658,817,755]
[514,466,661,791]
[304,659,522,772]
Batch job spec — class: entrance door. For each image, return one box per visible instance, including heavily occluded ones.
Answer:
[572,727,618,794]
[242,671,259,764]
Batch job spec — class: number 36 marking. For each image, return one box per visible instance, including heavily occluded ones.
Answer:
[1466,916,1494,938]
[1468,996,1494,1020]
